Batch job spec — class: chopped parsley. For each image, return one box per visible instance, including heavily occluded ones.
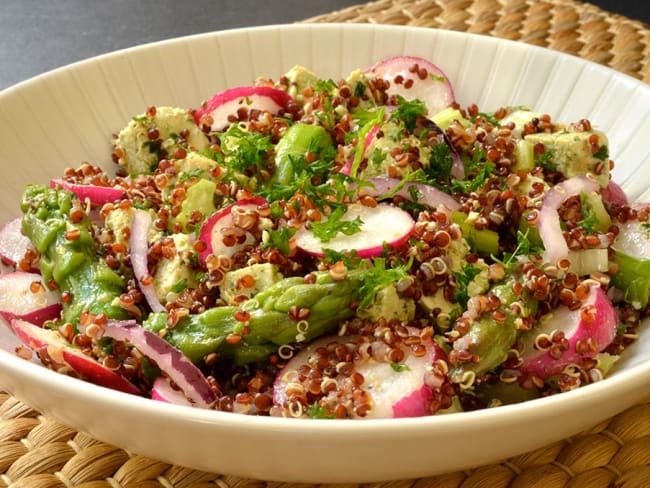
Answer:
[477,112,500,125]
[425,143,454,186]
[358,256,413,309]
[593,144,609,161]
[578,192,600,234]
[307,402,336,419]
[536,150,557,172]
[178,168,205,182]
[263,227,297,255]
[390,95,427,132]
[390,362,411,372]
[219,124,273,175]
[450,147,494,195]
[321,248,361,267]
[493,229,542,270]
[453,264,482,306]
[310,206,363,243]
[353,81,367,98]
[170,278,188,293]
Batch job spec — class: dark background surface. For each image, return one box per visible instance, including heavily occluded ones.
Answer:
[0,0,648,91]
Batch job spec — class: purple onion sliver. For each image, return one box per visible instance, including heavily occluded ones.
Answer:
[130,210,166,313]
[539,175,600,264]
[103,320,216,407]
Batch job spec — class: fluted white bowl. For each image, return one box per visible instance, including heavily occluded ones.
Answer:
[0,24,648,483]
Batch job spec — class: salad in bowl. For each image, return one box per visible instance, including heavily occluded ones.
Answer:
[1,54,647,420]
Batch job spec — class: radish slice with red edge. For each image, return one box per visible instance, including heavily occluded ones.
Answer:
[0,217,36,270]
[194,86,294,132]
[519,284,617,380]
[50,179,125,206]
[273,329,451,418]
[366,56,455,122]
[10,318,141,395]
[130,210,165,313]
[0,272,61,326]
[294,202,415,258]
[538,175,600,265]
[151,376,192,406]
[198,197,268,265]
[361,177,460,212]
[91,319,216,407]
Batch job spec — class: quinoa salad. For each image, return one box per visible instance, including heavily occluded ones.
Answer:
[1,55,648,419]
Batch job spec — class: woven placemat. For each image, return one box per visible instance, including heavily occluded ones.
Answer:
[1,1,649,487]
[304,0,650,83]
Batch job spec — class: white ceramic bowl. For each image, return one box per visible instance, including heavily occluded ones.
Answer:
[0,24,648,484]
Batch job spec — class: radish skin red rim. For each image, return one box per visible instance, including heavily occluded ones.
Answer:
[194,86,295,132]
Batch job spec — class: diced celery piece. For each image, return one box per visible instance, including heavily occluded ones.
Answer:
[431,107,469,130]
[452,211,499,256]
[513,139,535,171]
[612,251,650,309]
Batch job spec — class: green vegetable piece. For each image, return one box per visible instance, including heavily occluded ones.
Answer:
[518,210,543,249]
[143,270,364,364]
[474,380,540,406]
[273,123,333,186]
[431,107,469,130]
[173,178,217,229]
[451,281,538,381]
[21,184,127,323]
[612,251,650,309]
[452,211,499,256]
[580,191,611,233]
[513,139,535,171]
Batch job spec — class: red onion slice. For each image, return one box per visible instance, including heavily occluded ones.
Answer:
[130,210,165,313]
[98,319,216,407]
[362,177,460,212]
[538,175,600,264]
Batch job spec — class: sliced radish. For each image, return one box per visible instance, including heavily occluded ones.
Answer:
[340,124,381,176]
[602,180,628,206]
[0,217,36,270]
[90,319,216,408]
[198,197,267,265]
[130,209,165,313]
[273,329,451,419]
[50,179,125,206]
[151,376,192,406]
[0,272,61,326]
[519,284,617,379]
[10,318,141,395]
[361,177,460,212]
[194,86,294,132]
[295,202,414,258]
[366,55,455,119]
[538,175,600,264]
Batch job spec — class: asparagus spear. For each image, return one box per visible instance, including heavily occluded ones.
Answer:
[20,184,127,324]
[450,280,538,382]
[143,270,364,365]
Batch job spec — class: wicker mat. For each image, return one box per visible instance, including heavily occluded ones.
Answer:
[1,1,650,487]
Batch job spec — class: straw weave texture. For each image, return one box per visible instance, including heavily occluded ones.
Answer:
[1,0,649,486]
[1,391,649,487]
[304,0,650,83]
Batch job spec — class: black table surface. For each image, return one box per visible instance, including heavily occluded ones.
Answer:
[1,0,648,91]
